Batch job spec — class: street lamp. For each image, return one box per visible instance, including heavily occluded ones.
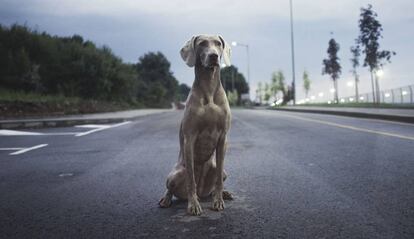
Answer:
[231,41,250,97]
[289,0,296,105]
[375,69,384,103]
[376,69,384,77]
[221,63,227,92]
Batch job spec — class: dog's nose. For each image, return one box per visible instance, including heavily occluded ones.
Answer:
[209,54,219,61]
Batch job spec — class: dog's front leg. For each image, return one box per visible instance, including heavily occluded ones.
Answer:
[212,134,226,211]
[184,135,203,216]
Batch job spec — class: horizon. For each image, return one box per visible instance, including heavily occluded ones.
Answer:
[1,0,413,102]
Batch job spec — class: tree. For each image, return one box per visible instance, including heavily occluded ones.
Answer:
[356,4,396,104]
[220,65,249,105]
[135,52,179,107]
[177,83,191,102]
[263,82,271,102]
[302,70,311,98]
[322,38,341,103]
[0,23,182,108]
[227,90,239,106]
[270,70,289,105]
[350,46,360,102]
[256,82,263,104]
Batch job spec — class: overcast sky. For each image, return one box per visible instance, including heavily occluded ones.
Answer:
[1,0,413,101]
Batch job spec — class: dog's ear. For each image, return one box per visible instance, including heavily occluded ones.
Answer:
[218,35,231,66]
[180,36,198,67]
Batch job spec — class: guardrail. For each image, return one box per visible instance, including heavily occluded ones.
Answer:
[340,85,414,104]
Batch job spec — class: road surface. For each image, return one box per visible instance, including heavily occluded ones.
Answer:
[1,109,413,238]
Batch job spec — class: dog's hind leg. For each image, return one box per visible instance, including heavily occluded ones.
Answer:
[159,165,187,208]
[159,189,173,208]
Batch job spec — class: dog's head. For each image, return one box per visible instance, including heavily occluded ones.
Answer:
[180,35,231,68]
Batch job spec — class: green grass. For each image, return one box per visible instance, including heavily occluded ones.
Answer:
[280,102,414,109]
[0,88,83,103]
[0,88,140,118]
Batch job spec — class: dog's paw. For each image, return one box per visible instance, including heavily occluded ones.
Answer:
[212,191,225,211]
[212,198,225,211]
[159,196,172,208]
[222,190,234,201]
[187,199,203,216]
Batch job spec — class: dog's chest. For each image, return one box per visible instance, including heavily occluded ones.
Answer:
[193,103,228,129]
[194,129,220,162]
[192,103,229,162]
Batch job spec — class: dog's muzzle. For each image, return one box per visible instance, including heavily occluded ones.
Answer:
[207,53,219,67]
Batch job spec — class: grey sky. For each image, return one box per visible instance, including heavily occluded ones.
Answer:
[1,0,413,101]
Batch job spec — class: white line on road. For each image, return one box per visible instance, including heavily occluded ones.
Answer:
[0,147,24,150]
[0,121,131,137]
[75,121,131,137]
[8,144,48,155]
[0,130,43,136]
[0,129,80,136]
[280,113,414,141]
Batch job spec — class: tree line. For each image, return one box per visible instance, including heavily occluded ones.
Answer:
[0,24,189,108]
[322,4,395,104]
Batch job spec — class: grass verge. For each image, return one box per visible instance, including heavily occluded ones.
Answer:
[0,88,142,119]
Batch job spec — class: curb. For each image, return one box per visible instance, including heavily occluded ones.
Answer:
[271,108,414,124]
[0,111,169,130]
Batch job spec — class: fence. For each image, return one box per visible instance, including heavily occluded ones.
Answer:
[340,85,414,104]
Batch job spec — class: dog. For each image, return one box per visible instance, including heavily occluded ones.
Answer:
[159,35,232,216]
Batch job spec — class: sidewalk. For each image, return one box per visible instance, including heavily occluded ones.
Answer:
[272,106,414,123]
[0,109,172,129]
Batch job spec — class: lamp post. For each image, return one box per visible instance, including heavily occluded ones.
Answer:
[221,63,227,92]
[375,69,384,104]
[231,41,250,97]
[289,0,296,105]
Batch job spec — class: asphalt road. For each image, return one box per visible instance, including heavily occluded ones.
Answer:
[1,109,413,238]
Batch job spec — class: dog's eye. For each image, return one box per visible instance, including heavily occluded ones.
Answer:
[215,41,222,47]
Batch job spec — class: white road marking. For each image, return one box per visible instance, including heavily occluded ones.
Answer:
[75,121,131,137]
[0,129,80,136]
[0,130,43,136]
[7,144,48,155]
[0,147,24,151]
[40,132,80,136]
[75,124,112,128]
[0,121,131,137]
[280,113,414,141]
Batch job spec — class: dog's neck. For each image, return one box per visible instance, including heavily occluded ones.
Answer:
[193,65,221,105]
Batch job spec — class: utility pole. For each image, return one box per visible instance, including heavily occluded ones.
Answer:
[289,0,296,105]
[231,41,250,98]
